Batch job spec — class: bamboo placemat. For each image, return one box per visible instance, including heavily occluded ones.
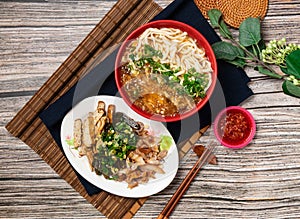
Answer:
[5,0,209,218]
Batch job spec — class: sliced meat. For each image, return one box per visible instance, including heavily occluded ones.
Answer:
[95,116,107,136]
[94,101,106,136]
[97,101,105,111]
[107,104,115,124]
[73,119,82,149]
[82,112,95,150]
[139,164,165,174]
[157,150,168,160]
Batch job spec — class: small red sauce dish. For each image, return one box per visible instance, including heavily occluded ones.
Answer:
[213,106,256,149]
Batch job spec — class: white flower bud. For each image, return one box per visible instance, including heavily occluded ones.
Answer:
[293,79,299,85]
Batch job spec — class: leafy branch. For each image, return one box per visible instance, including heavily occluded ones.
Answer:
[208,9,300,98]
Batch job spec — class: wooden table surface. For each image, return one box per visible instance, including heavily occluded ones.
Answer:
[1,0,300,218]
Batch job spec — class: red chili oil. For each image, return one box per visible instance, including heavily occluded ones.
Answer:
[217,109,252,146]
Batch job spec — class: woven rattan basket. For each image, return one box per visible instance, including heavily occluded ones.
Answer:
[194,0,268,28]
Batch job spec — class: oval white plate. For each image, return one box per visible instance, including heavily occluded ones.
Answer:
[61,95,179,198]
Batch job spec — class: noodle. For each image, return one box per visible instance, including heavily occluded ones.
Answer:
[120,27,213,117]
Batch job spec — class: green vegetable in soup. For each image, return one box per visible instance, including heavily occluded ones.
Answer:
[127,45,210,100]
[182,68,210,99]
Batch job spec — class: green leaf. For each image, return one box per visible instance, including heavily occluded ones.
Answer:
[248,39,266,50]
[252,44,258,57]
[257,66,282,79]
[258,39,266,51]
[219,19,232,39]
[282,80,300,98]
[227,58,246,68]
[246,39,266,59]
[212,41,245,61]
[239,17,261,47]
[207,9,222,28]
[286,49,300,79]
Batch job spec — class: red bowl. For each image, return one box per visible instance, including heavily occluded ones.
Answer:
[115,20,217,122]
[213,106,256,149]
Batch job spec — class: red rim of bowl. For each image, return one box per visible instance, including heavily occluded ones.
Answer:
[115,20,218,122]
[213,106,256,149]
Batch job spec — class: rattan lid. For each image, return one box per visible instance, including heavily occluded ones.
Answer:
[194,0,268,28]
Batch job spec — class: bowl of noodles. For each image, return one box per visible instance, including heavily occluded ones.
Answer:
[115,20,217,122]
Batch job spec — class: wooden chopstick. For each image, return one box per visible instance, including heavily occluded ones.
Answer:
[157,141,217,219]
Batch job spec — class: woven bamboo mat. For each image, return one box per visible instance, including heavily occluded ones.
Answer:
[5,0,209,218]
[194,0,268,28]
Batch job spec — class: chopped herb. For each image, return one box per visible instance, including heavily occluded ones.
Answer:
[93,119,137,179]
[129,54,135,61]
[144,44,163,58]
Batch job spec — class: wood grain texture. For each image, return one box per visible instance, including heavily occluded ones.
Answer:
[1,0,300,218]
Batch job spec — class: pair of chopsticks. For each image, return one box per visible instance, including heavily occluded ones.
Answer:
[157,141,217,219]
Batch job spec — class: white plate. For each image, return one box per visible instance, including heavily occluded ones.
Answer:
[61,95,179,198]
